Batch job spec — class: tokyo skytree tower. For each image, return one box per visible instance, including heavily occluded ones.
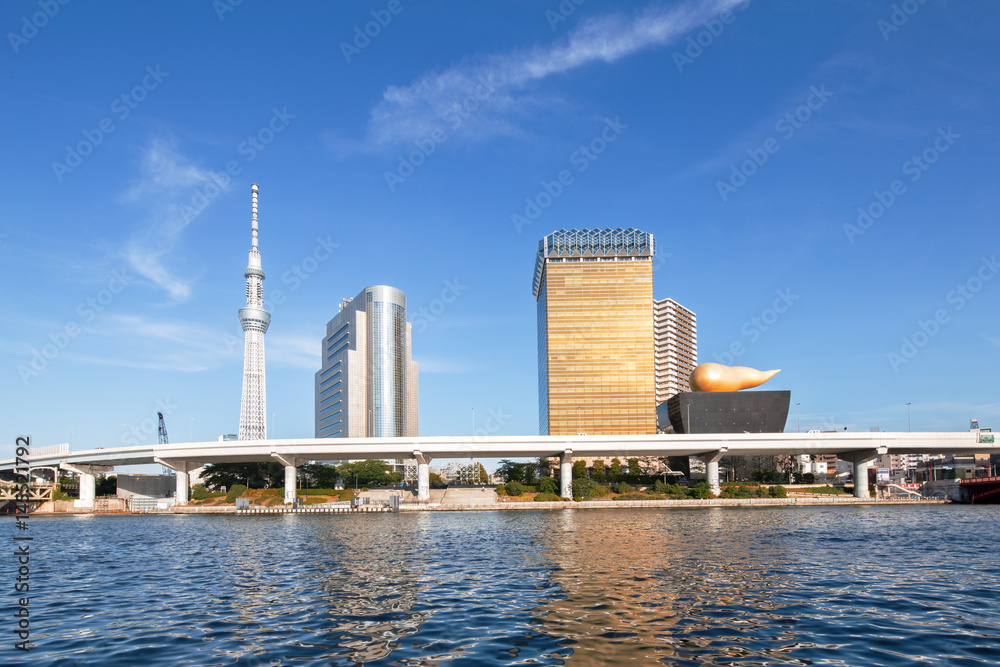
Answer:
[238,183,270,440]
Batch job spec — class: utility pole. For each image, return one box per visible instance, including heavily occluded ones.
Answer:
[906,403,912,432]
[796,403,801,433]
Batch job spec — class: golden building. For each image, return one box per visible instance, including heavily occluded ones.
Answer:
[533,228,656,435]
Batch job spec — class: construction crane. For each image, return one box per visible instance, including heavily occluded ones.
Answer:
[157,412,169,445]
[157,412,171,476]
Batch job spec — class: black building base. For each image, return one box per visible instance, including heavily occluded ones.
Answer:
[660,391,791,434]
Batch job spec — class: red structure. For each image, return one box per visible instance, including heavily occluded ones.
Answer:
[960,476,1000,504]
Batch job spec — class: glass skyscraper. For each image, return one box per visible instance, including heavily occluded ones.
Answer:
[534,228,657,436]
[314,285,419,438]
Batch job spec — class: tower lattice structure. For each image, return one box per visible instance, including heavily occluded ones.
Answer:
[238,183,270,440]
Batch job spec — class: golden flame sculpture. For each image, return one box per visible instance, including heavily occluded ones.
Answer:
[689,363,780,392]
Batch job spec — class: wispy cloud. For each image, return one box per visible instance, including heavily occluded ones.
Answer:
[332,0,743,155]
[268,334,320,369]
[119,138,230,301]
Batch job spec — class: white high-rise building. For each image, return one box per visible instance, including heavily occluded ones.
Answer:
[654,297,697,403]
[238,184,270,441]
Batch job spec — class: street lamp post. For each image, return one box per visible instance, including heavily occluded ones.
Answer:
[906,402,912,432]
[189,417,194,442]
[270,412,276,439]
[796,403,801,433]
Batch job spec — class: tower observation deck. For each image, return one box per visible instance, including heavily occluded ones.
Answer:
[238,183,270,440]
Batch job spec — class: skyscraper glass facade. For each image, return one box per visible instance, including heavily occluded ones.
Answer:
[314,285,418,439]
[534,228,657,436]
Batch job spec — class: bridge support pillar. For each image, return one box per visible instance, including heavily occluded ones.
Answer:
[155,458,192,505]
[271,455,300,505]
[62,463,114,509]
[414,452,431,501]
[284,465,297,504]
[80,472,96,506]
[699,448,728,498]
[175,467,190,505]
[560,451,573,499]
[839,447,886,499]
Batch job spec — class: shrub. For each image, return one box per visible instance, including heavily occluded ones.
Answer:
[689,482,712,499]
[505,481,526,497]
[571,478,608,501]
[534,492,562,502]
[192,485,210,500]
[770,485,788,498]
[617,492,650,500]
[537,477,558,495]
[612,481,633,494]
[225,484,248,503]
[495,484,507,496]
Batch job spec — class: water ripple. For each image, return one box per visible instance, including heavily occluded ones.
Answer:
[13,505,1000,666]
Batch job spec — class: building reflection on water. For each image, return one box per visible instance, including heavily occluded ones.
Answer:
[530,508,813,664]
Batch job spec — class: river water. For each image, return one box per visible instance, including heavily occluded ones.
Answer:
[13,505,1000,666]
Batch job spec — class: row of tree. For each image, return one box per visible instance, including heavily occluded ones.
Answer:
[200,460,401,490]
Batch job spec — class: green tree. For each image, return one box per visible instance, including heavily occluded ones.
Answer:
[301,463,340,488]
[571,478,608,501]
[496,459,525,483]
[505,481,526,496]
[537,476,558,495]
[572,460,587,479]
[537,456,553,477]
[522,463,538,486]
[628,457,641,477]
[609,458,622,481]
[202,463,285,490]
[339,460,395,487]
[429,472,444,484]
[591,459,606,483]
[95,475,117,497]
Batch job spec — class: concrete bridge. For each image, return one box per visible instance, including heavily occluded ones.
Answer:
[3,431,996,506]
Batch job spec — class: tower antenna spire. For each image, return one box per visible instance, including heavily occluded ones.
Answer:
[251,183,259,250]
[238,183,270,440]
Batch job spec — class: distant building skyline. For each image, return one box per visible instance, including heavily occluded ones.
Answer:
[315,285,418,439]
[654,297,697,404]
[534,228,657,436]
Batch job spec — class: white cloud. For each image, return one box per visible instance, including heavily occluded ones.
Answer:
[267,334,321,369]
[119,138,230,302]
[336,0,744,154]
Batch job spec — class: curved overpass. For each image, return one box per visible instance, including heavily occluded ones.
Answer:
[5,431,994,504]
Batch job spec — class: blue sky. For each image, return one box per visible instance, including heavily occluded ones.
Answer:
[2,0,998,467]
